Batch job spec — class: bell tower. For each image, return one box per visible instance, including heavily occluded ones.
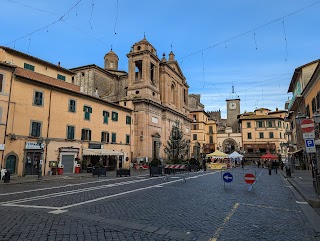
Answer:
[126,37,161,103]
[104,49,119,70]
[226,98,240,132]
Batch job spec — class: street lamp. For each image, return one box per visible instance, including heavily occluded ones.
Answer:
[313,112,320,126]
[296,112,307,125]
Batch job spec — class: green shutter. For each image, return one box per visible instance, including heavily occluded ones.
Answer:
[104,116,108,124]
[81,129,85,140]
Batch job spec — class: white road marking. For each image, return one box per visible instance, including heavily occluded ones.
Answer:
[1,203,58,210]
[1,178,158,205]
[0,172,215,211]
[59,172,215,210]
[242,203,301,212]
[0,175,148,196]
[49,209,68,214]
[296,201,308,204]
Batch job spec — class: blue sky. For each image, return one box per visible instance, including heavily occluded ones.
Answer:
[1,0,320,118]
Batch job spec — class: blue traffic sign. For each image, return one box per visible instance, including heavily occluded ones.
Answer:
[223,172,233,183]
[305,139,315,147]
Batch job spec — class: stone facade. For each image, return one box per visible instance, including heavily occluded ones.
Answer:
[71,38,192,162]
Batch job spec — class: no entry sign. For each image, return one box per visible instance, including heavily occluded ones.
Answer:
[244,173,255,184]
[301,119,314,133]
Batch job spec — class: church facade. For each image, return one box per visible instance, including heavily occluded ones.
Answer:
[71,38,192,163]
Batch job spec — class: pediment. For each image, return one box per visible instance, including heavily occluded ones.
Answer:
[166,60,185,79]
[151,132,161,138]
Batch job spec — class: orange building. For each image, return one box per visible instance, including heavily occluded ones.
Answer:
[0,47,132,176]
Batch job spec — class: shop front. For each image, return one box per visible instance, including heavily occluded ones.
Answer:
[82,148,125,171]
[24,142,44,176]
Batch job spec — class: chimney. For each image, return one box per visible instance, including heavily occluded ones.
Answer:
[58,62,60,67]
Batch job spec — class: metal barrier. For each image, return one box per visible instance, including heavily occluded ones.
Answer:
[164,165,187,174]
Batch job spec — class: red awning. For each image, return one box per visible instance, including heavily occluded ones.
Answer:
[260,153,278,159]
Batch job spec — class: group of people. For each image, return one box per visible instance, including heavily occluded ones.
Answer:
[256,159,284,175]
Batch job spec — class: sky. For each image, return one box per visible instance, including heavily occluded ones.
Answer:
[1,0,320,118]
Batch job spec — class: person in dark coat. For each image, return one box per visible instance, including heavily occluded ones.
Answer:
[268,161,272,175]
[202,158,206,171]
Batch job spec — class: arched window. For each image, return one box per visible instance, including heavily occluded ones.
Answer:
[171,82,176,105]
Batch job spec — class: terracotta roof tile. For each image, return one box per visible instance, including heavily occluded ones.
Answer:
[15,67,80,92]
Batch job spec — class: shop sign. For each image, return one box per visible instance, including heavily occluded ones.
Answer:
[25,142,44,150]
[88,143,102,149]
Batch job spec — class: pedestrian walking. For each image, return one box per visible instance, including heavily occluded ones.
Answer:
[241,160,244,168]
[257,160,261,168]
[268,161,272,175]
[202,158,206,171]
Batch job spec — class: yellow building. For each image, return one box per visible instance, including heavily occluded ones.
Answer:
[0,47,132,176]
[189,94,217,159]
[239,108,287,160]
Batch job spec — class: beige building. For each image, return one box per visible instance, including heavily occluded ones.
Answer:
[285,59,320,171]
[71,38,192,163]
[189,94,217,159]
[239,108,287,160]
[208,97,242,155]
[0,47,132,176]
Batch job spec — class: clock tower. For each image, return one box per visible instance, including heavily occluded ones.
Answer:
[226,98,240,133]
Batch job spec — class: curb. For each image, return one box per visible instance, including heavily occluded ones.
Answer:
[279,170,320,208]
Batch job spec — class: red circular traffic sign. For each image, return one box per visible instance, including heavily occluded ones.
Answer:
[301,119,314,133]
[244,173,255,184]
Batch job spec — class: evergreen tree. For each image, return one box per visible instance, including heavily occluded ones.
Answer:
[164,120,189,163]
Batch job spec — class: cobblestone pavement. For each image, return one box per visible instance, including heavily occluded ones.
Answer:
[0,167,319,241]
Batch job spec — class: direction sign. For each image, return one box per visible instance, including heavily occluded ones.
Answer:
[303,132,315,139]
[223,172,233,183]
[301,119,314,133]
[305,138,316,153]
[244,173,256,184]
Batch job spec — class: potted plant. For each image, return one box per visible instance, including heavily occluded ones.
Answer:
[57,163,64,175]
[149,158,163,177]
[92,161,107,177]
[116,168,130,177]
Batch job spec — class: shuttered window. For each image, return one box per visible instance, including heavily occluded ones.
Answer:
[31,122,41,137]
[81,129,91,141]
[67,126,75,140]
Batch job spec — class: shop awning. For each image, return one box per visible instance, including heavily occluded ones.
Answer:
[83,149,123,156]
